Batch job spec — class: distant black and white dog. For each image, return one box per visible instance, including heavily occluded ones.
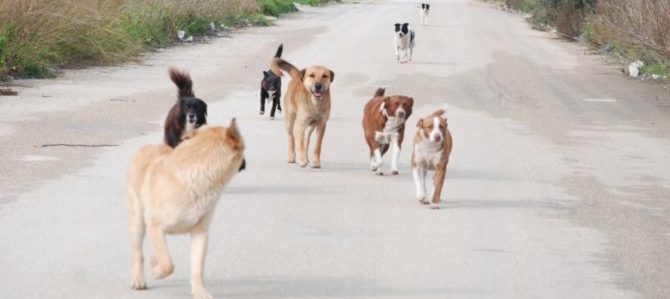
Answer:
[260,44,284,119]
[394,23,415,63]
[419,3,430,26]
[164,68,208,148]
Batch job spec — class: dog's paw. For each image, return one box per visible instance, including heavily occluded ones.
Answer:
[192,290,214,299]
[130,277,147,290]
[419,199,429,205]
[299,162,308,168]
[429,202,441,209]
[311,162,321,169]
[390,170,399,175]
[376,171,384,176]
[260,110,265,115]
[152,263,174,280]
[270,116,275,120]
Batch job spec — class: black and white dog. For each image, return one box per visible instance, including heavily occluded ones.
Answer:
[419,3,430,26]
[394,23,415,63]
[164,68,208,148]
[260,44,283,119]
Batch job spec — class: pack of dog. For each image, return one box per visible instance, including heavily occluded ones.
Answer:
[394,23,415,63]
[260,44,284,119]
[127,29,456,297]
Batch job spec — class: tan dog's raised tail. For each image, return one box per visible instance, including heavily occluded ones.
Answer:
[126,120,245,299]
[272,57,334,168]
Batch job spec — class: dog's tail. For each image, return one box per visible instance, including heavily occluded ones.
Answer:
[374,87,385,97]
[272,58,301,80]
[169,68,194,98]
[274,44,283,58]
[431,108,447,117]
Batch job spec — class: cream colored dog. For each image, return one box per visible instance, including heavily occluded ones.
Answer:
[126,120,245,299]
[272,57,334,168]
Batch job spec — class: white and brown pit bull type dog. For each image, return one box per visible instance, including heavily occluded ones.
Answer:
[411,109,453,209]
[362,88,414,175]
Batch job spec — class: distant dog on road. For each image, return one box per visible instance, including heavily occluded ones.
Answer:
[260,44,284,119]
[271,57,334,168]
[362,88,414,175]
[394,23,415,63]
[419,3,430,25]
[127,120,246,299]
[164,68,208,148]
[412,109,453,209]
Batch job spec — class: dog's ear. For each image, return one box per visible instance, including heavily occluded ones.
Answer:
[203,102,208,117]
[394,23,401,31]
[329,70,335,82]
[379,97,389,113]
[226,118,244,150]
[416,118,424,128]
[300,69,306,80]
[263,71,270,77]
[405,97,414,118]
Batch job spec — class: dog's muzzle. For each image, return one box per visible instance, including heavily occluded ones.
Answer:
[238,159,246,172]
[311,83,324,99]
[187,113,197,124]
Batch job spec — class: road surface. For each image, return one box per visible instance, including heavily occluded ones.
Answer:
[1,0,669,298]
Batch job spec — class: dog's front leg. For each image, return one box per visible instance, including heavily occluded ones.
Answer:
[390,136,401,175]
[312,123,327,168]
[260,89,267,115]
[275,87,282,112]
[190,229,212,299]
[148,225,174,279]
[430,166,447,209]
[129,198,147,290]
[413,166,428,204]
[294,122,309,167]
[395,45,400,62]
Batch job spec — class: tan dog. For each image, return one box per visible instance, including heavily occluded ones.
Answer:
[126,120,245,299]
[271,58,334,168]
[411,109,453,209]
[362,87,414,175]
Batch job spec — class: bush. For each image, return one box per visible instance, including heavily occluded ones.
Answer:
[592,0,670,62]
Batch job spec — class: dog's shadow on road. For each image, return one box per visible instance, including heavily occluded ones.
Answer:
[409,61,459,66]
[227,185,337,195]
[199,276,486,298]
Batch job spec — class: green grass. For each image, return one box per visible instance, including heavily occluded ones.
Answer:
[259,0,334,16]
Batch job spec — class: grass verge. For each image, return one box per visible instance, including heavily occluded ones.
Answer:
[0,0,334,81]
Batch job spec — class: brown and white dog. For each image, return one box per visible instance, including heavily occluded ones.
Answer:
[362,88,414,175]
[271,57,334,168]
[411,109,453,209]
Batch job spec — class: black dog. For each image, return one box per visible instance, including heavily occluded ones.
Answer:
[260,44,283,119]
[164,68,208,148]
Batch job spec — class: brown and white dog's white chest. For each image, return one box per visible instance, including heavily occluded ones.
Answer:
[413,139,443,168]
[374,116,404,144]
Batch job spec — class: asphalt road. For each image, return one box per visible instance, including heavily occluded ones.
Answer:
[1,0,669,298]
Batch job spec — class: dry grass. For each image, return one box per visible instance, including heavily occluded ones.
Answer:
[592,0,670,61]
[0,0,260,79]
